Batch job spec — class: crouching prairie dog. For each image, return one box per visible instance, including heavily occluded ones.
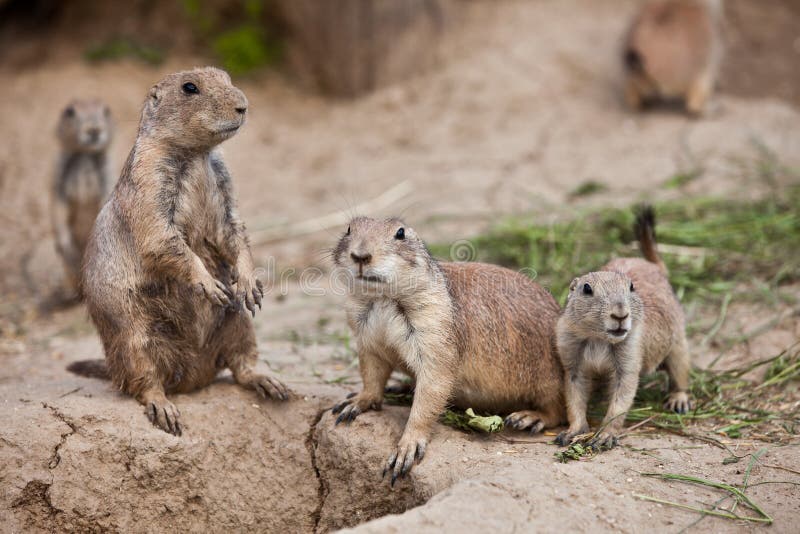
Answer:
[52,99,113,295]
[68,67,288,435]
[555,207,691,449]
[623,0,723,115]
[332,217,565,483]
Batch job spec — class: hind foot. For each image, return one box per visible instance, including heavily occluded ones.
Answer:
[236,370,290,401]
[504,410,552,434]
[140,390,182,436]
[664,391,692,414]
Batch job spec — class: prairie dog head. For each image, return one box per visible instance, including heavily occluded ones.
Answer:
[139,67,248,150]
[57,99,113,153]
[333,217,435,297]
[562,271,644,344]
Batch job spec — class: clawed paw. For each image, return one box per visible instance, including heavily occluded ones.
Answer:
[587,431,619,450]
[195,275,232,307]
[504,411,546,434]
[382,436,427,486]
[235,275,264,317]
[555,427,588,447]
[146,399,182,436]
[664,392,692,414]
[331,393,380,425]
[252,374,290,401]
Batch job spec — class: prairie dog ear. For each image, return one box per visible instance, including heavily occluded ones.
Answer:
[142,85,161,126]
[145,85,160,112]
[568,278,579,292]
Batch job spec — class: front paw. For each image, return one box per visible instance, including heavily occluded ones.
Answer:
[193,272,232,307]
[331,392,381,425]
[235,273,263,317]
[145,399,182,436]
[555,426,589,447]
[664,391,692,414]
[587,430,620,450]
[383,434,427,486]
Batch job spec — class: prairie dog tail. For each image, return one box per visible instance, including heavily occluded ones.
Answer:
[67,359,110,380]
[634,205,668,274]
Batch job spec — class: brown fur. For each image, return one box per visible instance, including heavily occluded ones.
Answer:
[623,0,722,115]
[555,206,691,448]
[70,67,288,436]
[331,217,565,482]
[52,99,113,295]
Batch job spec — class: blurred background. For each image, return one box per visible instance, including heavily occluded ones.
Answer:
[0,0,798,378]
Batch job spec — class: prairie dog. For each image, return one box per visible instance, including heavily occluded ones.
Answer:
[555,207,691,448]
[52,99,113,295]
[69,67,288,435]
[332,217,565,483]
[623,0,723,115]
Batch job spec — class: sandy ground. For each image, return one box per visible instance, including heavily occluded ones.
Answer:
[1,0,800,532]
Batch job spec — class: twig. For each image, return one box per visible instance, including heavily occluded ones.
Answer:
[700,292,731,348]
[249,180,413,245]
[761,463,800,477]
[619,415,656,437]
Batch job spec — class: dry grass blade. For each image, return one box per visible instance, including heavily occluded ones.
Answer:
[637,471,773,524]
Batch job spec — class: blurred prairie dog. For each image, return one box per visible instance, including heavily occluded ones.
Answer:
[623,0,723,115]
[52,99,113,295]
[332,217,565,483]
[70,67,288,436]
[555,207,691,448]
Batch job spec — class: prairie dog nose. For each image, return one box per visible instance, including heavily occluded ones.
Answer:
[610,301,629,322]
[231,88,248,115]
[87,128,101,142]
[350,252,372,265]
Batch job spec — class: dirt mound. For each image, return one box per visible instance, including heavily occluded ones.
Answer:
[2,378,331,532]
[5,370,799,533]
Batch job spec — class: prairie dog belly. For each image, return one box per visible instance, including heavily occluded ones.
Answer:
[352,298,409,367]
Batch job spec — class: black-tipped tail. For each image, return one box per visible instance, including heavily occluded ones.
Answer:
[67,359,110,380]
[634,204,667,274]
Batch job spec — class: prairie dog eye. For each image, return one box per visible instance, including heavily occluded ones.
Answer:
[395,227,405,240]
[346,225,351,236]
[582,283,593,296]
[630,282,635,292]
[65,106,75,118]
[182,82,199,94]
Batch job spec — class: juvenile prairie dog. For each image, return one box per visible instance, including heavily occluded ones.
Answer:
[623,0,723,115]
[555,207,691,448]
[69,67,288,435]
[52,99,113,295]
[332,217,565,483]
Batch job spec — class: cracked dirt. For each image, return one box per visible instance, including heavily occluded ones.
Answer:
[2,0,800,532]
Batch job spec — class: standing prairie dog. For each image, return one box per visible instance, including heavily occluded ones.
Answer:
[332,217,565,483]
[52,99,113,295]
[623,0,723,115]
[555,207,691,448]
[69,67,288,435]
